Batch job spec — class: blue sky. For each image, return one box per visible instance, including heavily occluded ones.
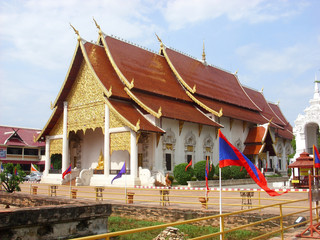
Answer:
[0,0,319,129]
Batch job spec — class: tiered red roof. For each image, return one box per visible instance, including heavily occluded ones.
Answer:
[0,126,44,147]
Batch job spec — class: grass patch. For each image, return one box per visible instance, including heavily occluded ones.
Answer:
[108,216,262,239]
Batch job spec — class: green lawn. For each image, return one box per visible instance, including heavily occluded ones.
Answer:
[108,216,263,239]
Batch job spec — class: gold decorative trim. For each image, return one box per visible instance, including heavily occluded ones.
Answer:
[124,87,162,118]
[94,20,134,90]
[198,124,203,137]
[230,118,234,131]
[243,121,247,133]
[136,132,141,145]
[156,132,161,147]
[110,132,131,154]
[103,97,140,132]
[179,120,184,136]
[78,39,112,98]
[160,45,196,93]
[50,139,63,155]
[185,91,223,117]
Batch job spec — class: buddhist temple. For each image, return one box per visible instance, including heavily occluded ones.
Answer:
[36,22,293,186]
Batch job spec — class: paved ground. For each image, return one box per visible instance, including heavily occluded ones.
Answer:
[8,182,319,239]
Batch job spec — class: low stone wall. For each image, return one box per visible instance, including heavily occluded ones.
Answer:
[187,176,289,188]
[0,192,111,240]
[111,203,298,233]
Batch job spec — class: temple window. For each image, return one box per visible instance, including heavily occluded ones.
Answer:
[162,129,176,172]
[203,136,213,161]
[184,132,196,164]
[7,147,22,155]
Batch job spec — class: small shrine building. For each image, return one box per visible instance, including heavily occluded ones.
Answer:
[36,22,293,186]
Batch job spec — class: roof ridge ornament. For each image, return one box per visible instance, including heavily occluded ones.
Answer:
[70,23,81,41]
[202,41,206,65]
[155,33,164,48]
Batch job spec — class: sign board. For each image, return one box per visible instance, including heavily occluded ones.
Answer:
[300,168,310,176]
[292,179,300,183]
[0,147,6,158]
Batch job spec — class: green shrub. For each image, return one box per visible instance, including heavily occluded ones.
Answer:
[0,163,26,193]
[230,166,247,179]
[194,160,215,180]
[173,163,194,185]
[215,164,232,180]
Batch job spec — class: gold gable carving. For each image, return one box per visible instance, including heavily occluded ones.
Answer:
[110,132,131,154]
[109,111,125,129]
[50,139,63,155]
[49,115,63,136]
[67,62,105,134]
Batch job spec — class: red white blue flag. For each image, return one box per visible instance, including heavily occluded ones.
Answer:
[219,130,286,197]
[62,164,72,179]
[314,145,320,168]
[111,162,126,184]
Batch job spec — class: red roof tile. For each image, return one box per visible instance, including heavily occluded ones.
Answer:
[108,99,165,133]
[164,48,259,111]
[105,37,190,101]
[0,126,44,147]
[243,144,264,155]
[243,87,285,127]
[131,91,222,127]
[245,126,267,144]
[84,42,129,99]
[195,96,265,124]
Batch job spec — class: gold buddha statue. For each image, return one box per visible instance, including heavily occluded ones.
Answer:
[96,150,104,170]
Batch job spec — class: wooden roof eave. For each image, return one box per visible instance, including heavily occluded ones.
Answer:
[103,96,140,132]
[124,87,162,118]
[194,106,223,128]
[185,91,223,117]
[35,106,58,142]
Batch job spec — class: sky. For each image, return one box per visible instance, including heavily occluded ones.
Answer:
[0,0,319,130]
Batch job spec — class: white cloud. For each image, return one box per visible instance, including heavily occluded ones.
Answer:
[236,42,320,75]
[161,0,306,30]
[0,0,162,70]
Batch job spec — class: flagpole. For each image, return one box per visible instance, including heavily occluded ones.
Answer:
[219,167,222,240]
[69,162,72,199]
[125,162,127,204]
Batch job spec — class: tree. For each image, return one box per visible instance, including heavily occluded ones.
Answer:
[0,163,26,193]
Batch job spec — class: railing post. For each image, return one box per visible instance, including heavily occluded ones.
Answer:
[221,215,225,240]
[279,204,284,239]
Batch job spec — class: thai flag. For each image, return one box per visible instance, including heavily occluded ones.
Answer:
[219,130,286,197]
[14,167,17,176]
[111,162,126,184]
[314,145,320,168]
[62,164,72,179]
[0,163,3,173]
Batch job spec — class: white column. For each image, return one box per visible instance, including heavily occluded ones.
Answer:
[267,151,270,171]
[44,136,50,176]
[104,104,110,177]
[130,130,138,179]
[62,101,69,173]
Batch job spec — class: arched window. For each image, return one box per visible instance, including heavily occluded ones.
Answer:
[203,135,213,161]
[162,129,176,172]
[184,131,196,165]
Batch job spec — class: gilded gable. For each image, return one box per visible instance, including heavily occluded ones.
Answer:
[67,61,105,133]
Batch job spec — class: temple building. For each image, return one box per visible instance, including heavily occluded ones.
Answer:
[36,22,293,186]
[0,126,45,172]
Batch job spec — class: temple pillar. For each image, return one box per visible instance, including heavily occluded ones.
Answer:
[62,101,69,173]
[44,136,50,176]
[104,104,110,177]
[130,130,138,179]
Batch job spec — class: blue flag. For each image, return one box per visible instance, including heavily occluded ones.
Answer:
[111,162,126,184]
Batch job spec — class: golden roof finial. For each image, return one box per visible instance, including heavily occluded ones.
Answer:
[155,33,164,48]
[202,40,206,63]
[234,70,238,75]
[93,17,102,35]
[268,117,273,124]
[70,23,80,40]
[260,87,264,93]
